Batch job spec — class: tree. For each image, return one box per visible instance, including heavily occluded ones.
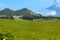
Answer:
[23,15,34,20]
[5,15,14,20]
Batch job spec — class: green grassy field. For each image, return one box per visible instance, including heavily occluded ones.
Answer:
[0,19,60,40]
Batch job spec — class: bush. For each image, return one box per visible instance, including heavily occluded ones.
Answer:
[0,33,14,40]
[23,15,34,20]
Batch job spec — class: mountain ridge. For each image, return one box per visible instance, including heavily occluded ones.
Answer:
[0,8,39,16]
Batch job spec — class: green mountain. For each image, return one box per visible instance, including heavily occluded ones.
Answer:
[0,8,42,19]
[15,8,38,16]
[0,8,38,16]
[0,8,15,16]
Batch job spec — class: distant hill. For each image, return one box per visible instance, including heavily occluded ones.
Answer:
[0,8,15,16]
[0,8,38,16]
[0,8,60,20]
[15,8,38,16]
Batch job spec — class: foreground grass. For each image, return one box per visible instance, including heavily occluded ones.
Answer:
[0,19,60,40]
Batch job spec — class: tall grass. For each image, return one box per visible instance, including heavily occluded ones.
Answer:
[0,19,60,40]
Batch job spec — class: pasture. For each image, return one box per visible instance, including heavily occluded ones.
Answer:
[0,19,60,40]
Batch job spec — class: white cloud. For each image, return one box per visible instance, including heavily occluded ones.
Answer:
[47,10,56,16]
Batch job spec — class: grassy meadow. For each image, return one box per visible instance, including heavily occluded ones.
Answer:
[0,19,60,40]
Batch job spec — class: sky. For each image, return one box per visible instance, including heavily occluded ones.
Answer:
[0,0,55,15]
[56,0,60,7]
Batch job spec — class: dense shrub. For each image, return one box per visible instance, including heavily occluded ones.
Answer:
[0,33,14,40]
[22,15,34,20]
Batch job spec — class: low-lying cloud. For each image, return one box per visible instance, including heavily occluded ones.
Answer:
[47,10,56,16]
[48,11,56,16]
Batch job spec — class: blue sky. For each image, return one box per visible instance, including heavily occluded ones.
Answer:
[0,0,55,15]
